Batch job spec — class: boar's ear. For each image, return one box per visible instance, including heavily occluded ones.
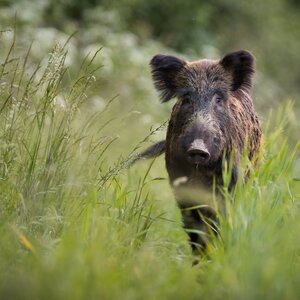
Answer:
[220,50,255,91]
[150,54,186,102]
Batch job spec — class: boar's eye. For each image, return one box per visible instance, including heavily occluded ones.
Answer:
[213,93,224,104]
[215,95,222,103]
[213,93,226,111]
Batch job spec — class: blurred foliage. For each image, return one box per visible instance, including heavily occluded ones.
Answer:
[1,1,300,107]
[40,0,300,104]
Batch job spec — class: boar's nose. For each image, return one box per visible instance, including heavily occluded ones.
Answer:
[187,148,210,164]
[187,139,210,165]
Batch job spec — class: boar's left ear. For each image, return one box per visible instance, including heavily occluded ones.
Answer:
[150,54,186,102]
[220,50,255,91]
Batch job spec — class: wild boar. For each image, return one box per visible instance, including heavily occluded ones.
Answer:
[134,50,262,251]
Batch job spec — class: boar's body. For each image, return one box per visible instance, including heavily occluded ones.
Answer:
[140,51,262,251]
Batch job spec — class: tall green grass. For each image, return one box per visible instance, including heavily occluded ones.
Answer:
[0,37,299,300]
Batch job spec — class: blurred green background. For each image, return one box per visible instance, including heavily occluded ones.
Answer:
[1,0,299,146]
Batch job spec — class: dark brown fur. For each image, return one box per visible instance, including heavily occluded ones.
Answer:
[136,50,262,252]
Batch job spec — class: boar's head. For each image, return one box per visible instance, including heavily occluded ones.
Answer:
[150,50,255,190]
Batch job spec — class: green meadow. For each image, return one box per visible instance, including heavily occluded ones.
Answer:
[0,1,300,299]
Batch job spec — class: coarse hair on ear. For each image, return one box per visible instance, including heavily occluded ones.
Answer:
[220,50,255,92]
[150,54,186,102]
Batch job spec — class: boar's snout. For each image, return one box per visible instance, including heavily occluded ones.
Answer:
[187,139,210,165]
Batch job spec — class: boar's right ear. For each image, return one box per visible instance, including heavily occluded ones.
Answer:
[150,54,186,102]
[220,50,255,91]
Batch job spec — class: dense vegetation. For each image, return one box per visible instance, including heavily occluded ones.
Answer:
[0,1,299,299]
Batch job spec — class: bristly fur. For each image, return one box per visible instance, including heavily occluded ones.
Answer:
[220,50,255,91]
[150,54,186,102]
[134,50,262,253]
